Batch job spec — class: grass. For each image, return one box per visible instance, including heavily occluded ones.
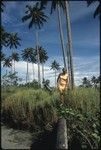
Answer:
[1,86,100,148]
[64,87,100,116]
[2,87,59,131]
[2,87,100,128]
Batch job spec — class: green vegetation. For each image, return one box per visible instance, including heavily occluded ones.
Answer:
[1,86,100,149]
[2,87,59,131]
[64,88,100,115]
[58,88,100,149]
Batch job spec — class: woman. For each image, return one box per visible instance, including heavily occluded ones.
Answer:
[57,68,69,103]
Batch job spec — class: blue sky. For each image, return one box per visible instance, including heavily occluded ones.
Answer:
[1,0,100,86]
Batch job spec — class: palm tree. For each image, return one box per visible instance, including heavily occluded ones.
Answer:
[35,46,48,86]
[91,76,99,88]
[82,77,91,88]
[1,1,5,12]
[1,51,5,62]
[41,1,67,69]
[21,48,34,83]
[40,1,74,89]
[22,2,48,86]
[64,1,74,89]
[97,76,100,83]
[3,57,12,74]
[57,2,67,69]
[87,0,100,18]
[30,50,37,81]
[1,26,9,48]
[7,33,21,50]
[39,47,48,86]
[50,60,60,87]
[7,33,21,73]
[11,52,19,73]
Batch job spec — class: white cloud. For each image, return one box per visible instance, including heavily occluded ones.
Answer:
[2,55,99,86]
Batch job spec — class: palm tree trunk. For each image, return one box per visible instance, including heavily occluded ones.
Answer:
[57,3,67,69]
[65,1,74,89]
[26,59,28,83]
[36,31,41,87]
[42,63,44,87]
[6,69,7,75]
[55,69,56,88]
[32,63,34,81]
[14,60,15,73]
[66,42,71,88]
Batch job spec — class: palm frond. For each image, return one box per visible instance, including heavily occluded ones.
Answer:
[87,0,95,7]
[22,14,31,22]
[94,3,100,18]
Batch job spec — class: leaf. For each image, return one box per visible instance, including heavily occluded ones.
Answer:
[92,133,100,141]
[93,123,96,128]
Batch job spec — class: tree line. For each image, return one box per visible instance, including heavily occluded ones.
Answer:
[80,76,100,88]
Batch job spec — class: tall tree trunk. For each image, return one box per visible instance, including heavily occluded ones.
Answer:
[32,63,34,81]
[42,63,44,88]
[66,42,71,88]
[26,59,29,83]
[36,31,41,87]
[11,49,14,85]
[6,69,7,75]
[65,1,74,89]
[11,49,13,74]
[14,60,15,73]
[55,69,56,87]
[57,3,67,69]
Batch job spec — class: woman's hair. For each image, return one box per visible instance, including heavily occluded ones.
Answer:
[62,68,67,72]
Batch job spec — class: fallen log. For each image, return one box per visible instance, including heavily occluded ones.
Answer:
[56,118,68,149]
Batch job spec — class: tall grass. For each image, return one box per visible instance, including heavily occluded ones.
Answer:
[2,88,59,131]
[65,87,100,116]
[2,87,100,132]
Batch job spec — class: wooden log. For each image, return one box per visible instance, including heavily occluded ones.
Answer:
[56,118,68,149]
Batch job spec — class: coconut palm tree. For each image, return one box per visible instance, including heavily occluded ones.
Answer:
[34,46,48,86]
[57,3,67,69]
[3,57,12,74]
[39,47,48,85]
[40,1,74,89]
[97,76,100,83]
[91,76,99,88]
[21,48,34,83]
[64,1,74,89]
[87,0,100,18]
[22,2,48,86]
[82,77,91,88]
[1,1,5,12]
[7,33,21,50]
[1,51,5,62]
[30,50,37,81]
[41,0,67,69]
[7,33,21,73]
[50,60,60,87]
[11,52,19,73]
[1,26,9,48]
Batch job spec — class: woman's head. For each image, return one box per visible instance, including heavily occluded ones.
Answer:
[62,68,67,74]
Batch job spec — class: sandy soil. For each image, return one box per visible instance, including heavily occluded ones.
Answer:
[1,123,57,150]
[1,125,33,149]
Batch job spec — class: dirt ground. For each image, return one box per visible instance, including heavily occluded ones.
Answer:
[1,124,57,150]
[1,124,33,149]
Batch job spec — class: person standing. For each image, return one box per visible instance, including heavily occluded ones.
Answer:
[57,68,69,104]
